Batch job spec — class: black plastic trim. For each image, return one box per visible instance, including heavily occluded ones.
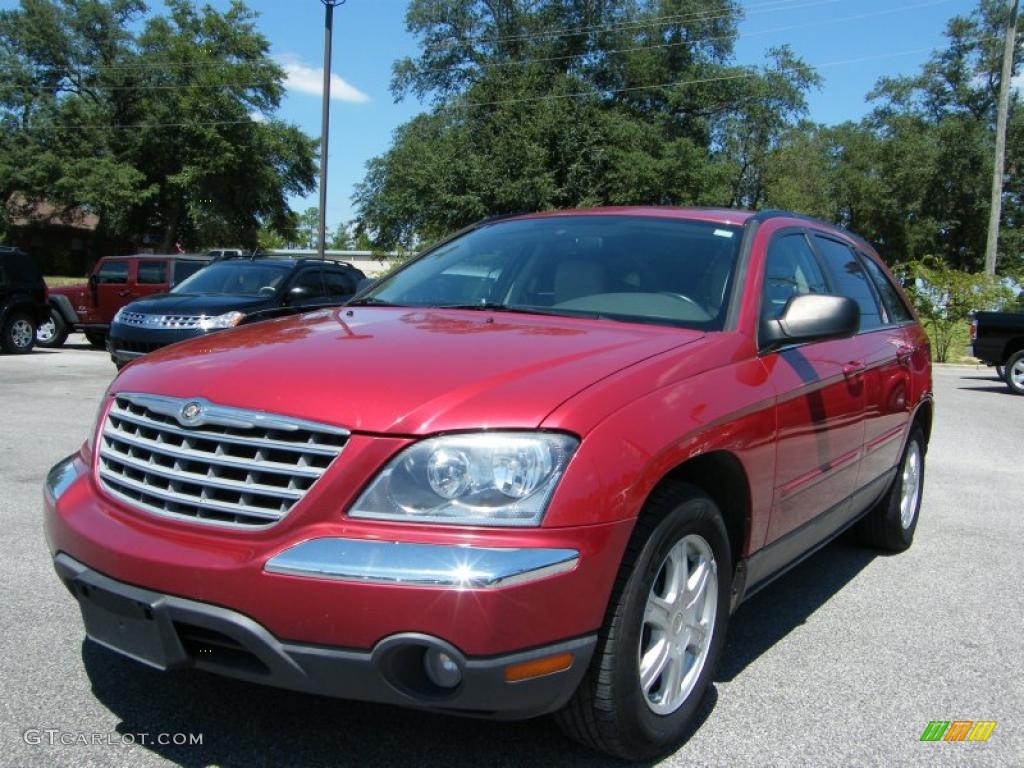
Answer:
[53,553,595,720]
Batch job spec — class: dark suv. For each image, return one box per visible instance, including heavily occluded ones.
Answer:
[106,256,366,367]
[0,246,49,354]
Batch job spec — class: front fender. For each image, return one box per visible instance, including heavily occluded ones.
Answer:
[49,294,80,325]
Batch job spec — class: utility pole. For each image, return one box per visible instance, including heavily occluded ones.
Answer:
[318,0,345,261]
[984,0,1019,276]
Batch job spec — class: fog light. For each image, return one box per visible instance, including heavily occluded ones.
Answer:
[423,648,462,688]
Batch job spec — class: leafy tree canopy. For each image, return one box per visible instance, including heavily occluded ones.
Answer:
[355,0,818,248]
[0,0,317,252]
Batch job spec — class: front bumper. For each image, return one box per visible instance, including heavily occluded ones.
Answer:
[54,553,595,719]
[106,323,206,364]
[44,451,632,662]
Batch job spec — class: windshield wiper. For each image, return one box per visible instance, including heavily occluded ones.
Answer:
[432,303,609,321]
[346,297,404,307]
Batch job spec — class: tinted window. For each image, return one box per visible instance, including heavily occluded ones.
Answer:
[95,261,129,284]
[173,260,207,285]
[172,262,289,296]
[761,233,830,320]
[813,236,883,331]
[325,270,357,296]
[291,268,328,297]
[137,261,168,285]
[860,255,912,324]
[362,216,743,330]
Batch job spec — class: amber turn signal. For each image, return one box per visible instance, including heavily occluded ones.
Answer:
[503,652,574,682]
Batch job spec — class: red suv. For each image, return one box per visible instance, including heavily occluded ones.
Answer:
[44,209,932,760]
[40,254,213,348]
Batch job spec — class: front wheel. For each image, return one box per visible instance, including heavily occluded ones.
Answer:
[36,309,69,348]
[1,312,36,354]
[556,482,731,760]
[1005,351,1024,396]
[995,365,1005,382]
[857,425,925,552]
[83,330,106,349]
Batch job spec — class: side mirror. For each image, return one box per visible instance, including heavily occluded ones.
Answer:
[760,294,860,351]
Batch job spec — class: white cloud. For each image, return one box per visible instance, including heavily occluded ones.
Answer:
[278,54,369,103]
[249,111,267,123]
[1014,73,1023,94]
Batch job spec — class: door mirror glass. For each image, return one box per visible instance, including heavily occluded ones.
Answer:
[761,294,860,350]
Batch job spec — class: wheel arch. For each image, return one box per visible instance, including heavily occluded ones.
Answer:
[49,294,80,325]
[911,397,934,451]
[652,451,752,573]
[1002,336,1024,363]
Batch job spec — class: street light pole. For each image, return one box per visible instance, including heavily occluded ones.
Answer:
[317,0,345,261]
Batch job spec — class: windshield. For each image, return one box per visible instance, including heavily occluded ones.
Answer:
[172,262,290,297]
[360,216,743,330]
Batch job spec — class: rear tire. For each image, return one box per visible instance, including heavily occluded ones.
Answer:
[36,309,69,348]
[556,482,731,761]
[857,426,925,552]
[1,312,36,354]
[83,330,106,349]
[1005,351,1024,396]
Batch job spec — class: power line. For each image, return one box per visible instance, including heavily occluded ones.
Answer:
[1,0,957,94]
[416,0,960,76]
[28,37,997,129]
[428,0,825,48]
[6,0,825,74]
[456,38,1000,109]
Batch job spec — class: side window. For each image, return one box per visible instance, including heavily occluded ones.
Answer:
[137,261,168,285]
[173,260,206,285]
[860,255,913,324]
[813,236,883,332]
[324,270,357,296]
[290,268,327,298]
[95,260,129,285]
[761,233,830,321]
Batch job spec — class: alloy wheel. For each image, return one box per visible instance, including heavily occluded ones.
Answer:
[900,440,922,529]
[638,533,718,715]
[10,318,33,350]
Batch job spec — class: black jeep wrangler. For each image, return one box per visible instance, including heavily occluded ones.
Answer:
[0,246,49,354]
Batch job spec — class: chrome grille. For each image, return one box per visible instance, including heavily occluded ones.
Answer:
[117,312,205,329]
[98,393,348,528]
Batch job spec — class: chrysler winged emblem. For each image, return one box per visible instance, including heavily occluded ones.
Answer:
[179,401,203,424]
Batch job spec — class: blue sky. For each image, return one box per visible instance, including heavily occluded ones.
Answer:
[2,0,981,228]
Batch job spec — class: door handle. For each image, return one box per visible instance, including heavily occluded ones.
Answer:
[117,289,131,297]
[843,361,866,378]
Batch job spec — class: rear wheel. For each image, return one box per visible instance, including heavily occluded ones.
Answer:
[2,312,36,354]
[556,482,731,761]
[83,330,106,349]
[36,309,69,348]
[1005,351,1024,396]
[857,425,925,552]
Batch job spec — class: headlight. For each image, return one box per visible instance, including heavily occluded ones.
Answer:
[351,432,578,527]
[198,310,245,330]
[112,307,126,323]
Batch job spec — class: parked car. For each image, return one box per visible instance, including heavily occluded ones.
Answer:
[971,310,1024,394]
[0,246,49,354]
[39,254,214,349]
[106,256,366,367]
[44,208,932,760]
[205,248,247,259]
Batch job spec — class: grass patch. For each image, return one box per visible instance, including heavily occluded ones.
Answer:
[45,275,87,287]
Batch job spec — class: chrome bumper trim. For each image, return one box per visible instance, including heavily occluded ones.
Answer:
[264,538,580,589]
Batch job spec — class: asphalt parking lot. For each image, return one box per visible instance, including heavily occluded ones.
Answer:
[1,341,1021,767]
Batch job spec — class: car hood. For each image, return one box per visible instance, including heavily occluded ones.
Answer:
[119,293,273,316]
[113,307,703,435]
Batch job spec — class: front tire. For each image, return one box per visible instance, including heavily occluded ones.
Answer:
[857,426,925,552]
[1005,351,1024,396]
[1,312,36,354]
[83,330,106,349]
[556,482,731,760]
[36,309,69,348]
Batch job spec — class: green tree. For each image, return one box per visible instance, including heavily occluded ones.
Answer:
[356,0,817,248]
[0,0,316,252]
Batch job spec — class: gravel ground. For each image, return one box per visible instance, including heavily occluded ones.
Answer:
[0,345,1021,768]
